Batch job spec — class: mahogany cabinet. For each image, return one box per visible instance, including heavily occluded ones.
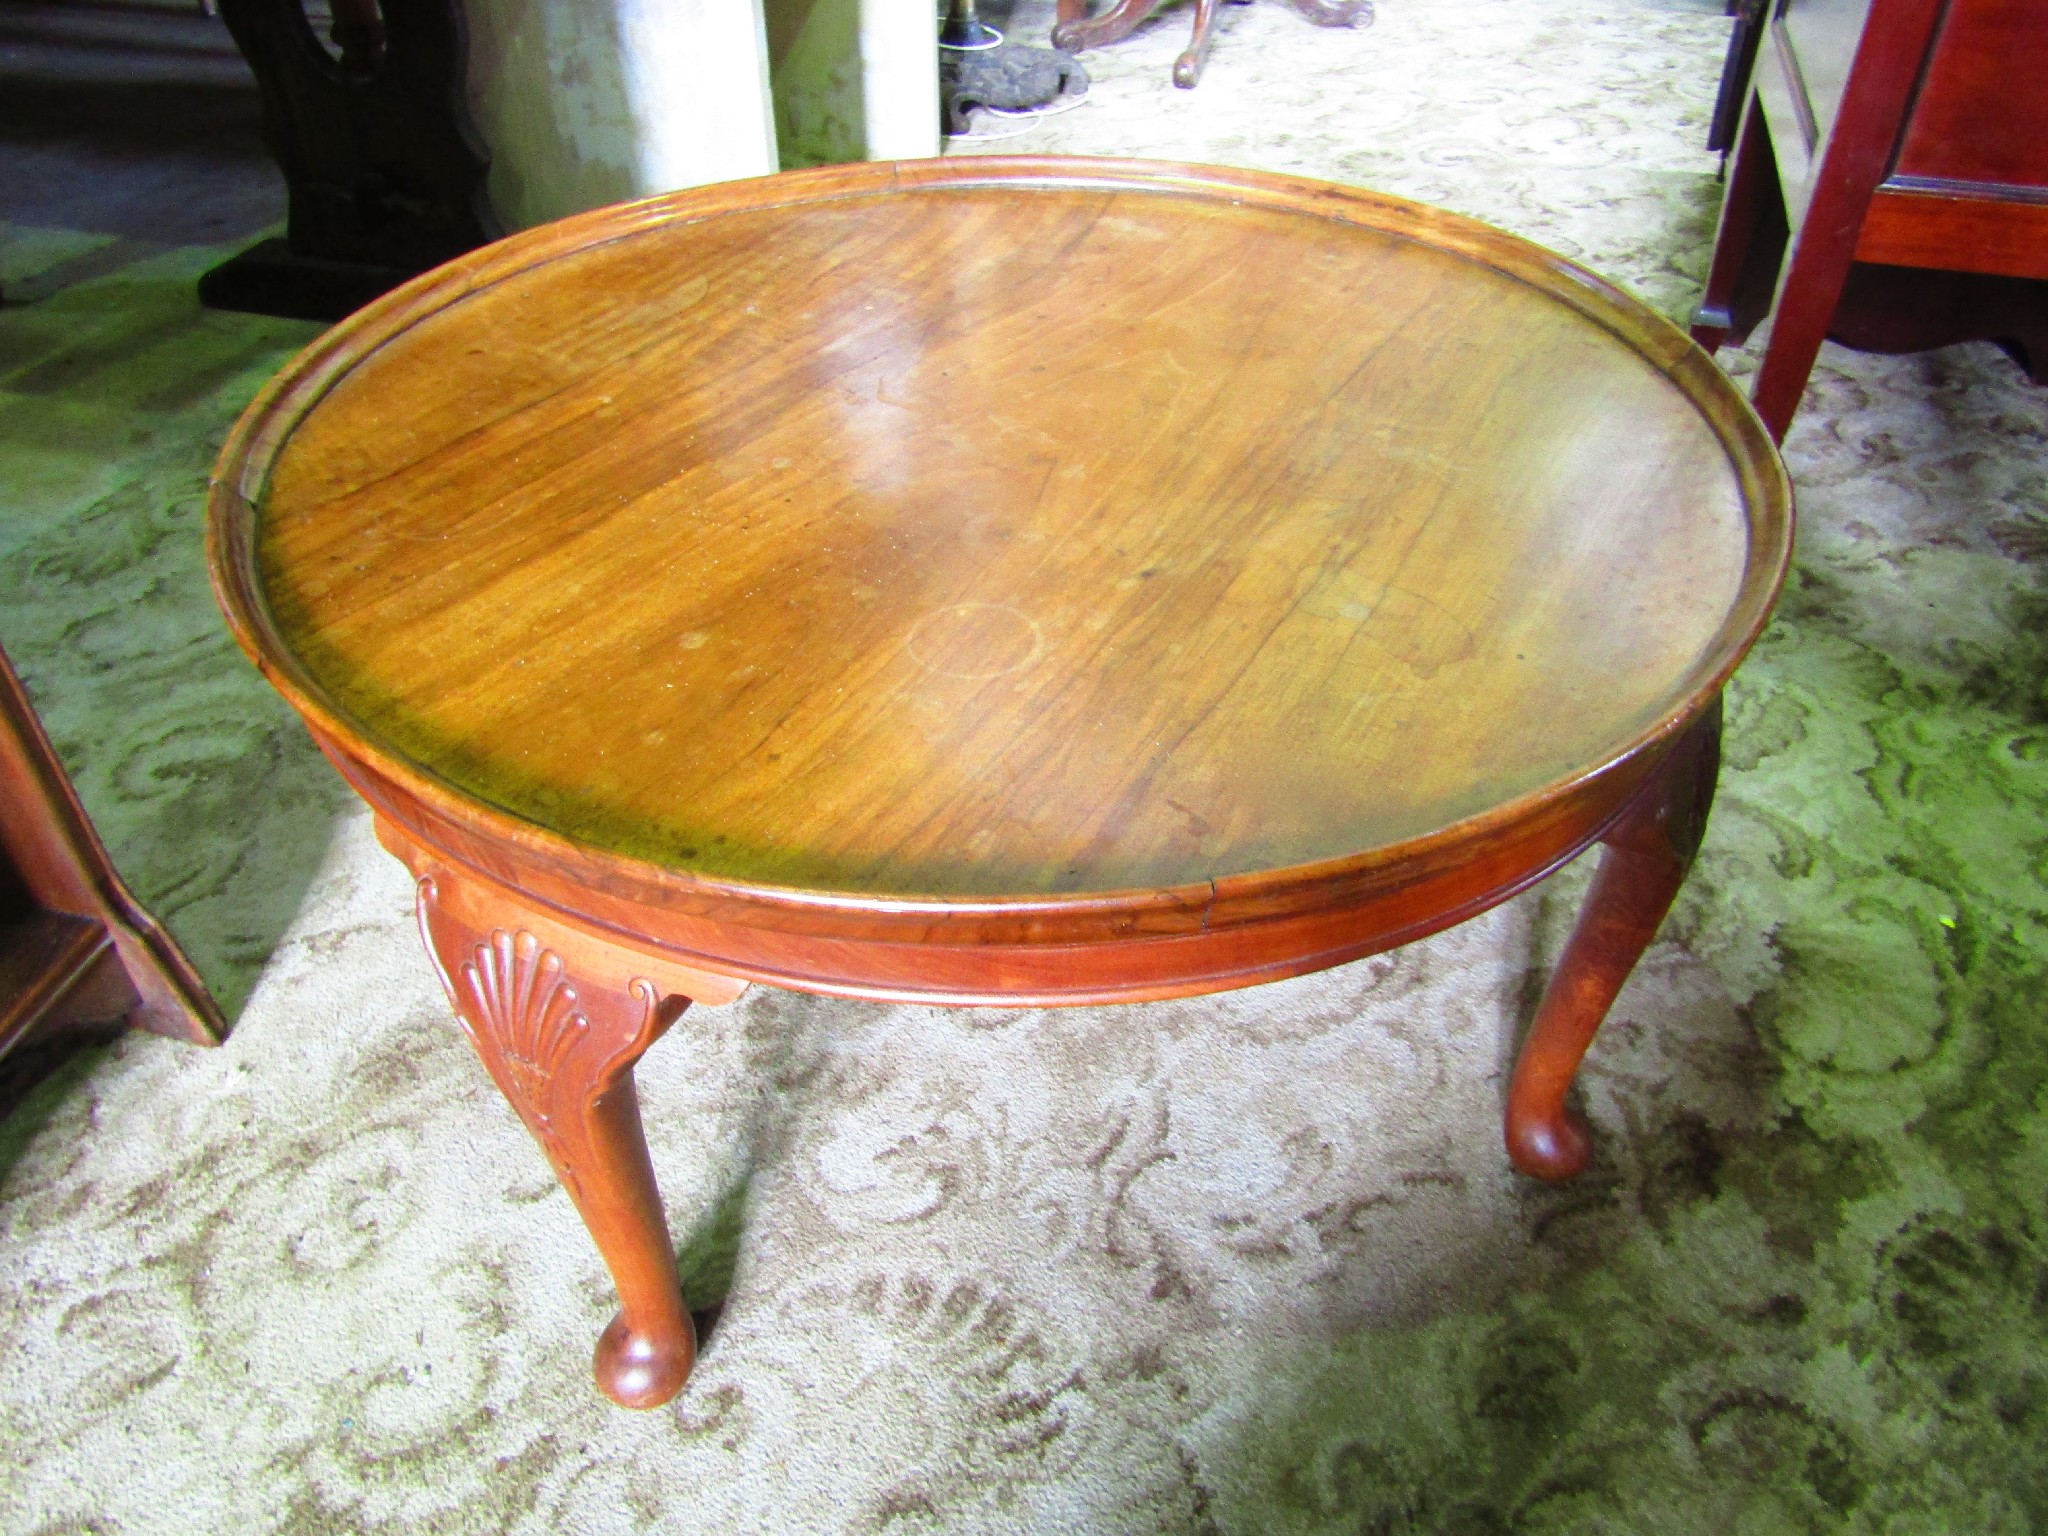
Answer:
[0,646,222,1072]
[1692,0,2048,440]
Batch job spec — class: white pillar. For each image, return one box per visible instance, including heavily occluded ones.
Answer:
[859,0,939,161]
[466,0,779,231]
[766,0,937,167]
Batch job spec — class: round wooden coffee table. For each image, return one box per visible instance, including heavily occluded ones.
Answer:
[209,158,1791,1409]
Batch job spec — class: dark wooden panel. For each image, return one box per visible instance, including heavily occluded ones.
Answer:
[1828,262,2048,383]
[0,910,125,1057]
[1894,0,2048,189]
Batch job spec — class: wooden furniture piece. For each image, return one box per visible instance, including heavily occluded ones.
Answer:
[199,0,499,322]
[208,157,1791,1409]
[0,644,224,1070]
[1053,0,1370,89]
[1692,0,2048,441]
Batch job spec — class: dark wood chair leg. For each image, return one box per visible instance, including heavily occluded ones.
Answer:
[1173,0,1222,87]
[1053,0,1164,54]
[388,833,747,1409]
[1691,93,1784,354]
[1749,223,1864,444]
[1745,0,1949,440]
[1505,699,1721,1181]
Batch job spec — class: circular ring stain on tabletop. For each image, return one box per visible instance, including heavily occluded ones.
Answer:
[905,603,1045,680]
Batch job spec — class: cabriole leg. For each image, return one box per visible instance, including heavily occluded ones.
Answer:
[1506,699,1721,1181]
[385,829,746,1408]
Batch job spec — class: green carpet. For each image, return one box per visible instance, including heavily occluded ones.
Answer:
[3,2,2045,1530]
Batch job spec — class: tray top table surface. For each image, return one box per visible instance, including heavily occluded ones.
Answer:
[212,158,1789,911]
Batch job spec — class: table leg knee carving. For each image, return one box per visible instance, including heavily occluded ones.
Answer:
[413,874,697,1407]
[1505,699,1721,1181]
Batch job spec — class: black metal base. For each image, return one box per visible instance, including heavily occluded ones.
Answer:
[939,18,1003,48]
[941,43,1089,134]
[197,236,420,322]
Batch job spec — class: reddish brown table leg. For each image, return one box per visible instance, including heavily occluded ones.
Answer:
[381,822,746,1408]
[1506,698,1721,1181]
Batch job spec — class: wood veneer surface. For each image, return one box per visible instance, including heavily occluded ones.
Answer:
[220,160,1786,902]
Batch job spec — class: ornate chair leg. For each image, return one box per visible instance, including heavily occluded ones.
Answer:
[1174,0,1222,87]
[384,825,746,1408]
[1505,699,1721,1181]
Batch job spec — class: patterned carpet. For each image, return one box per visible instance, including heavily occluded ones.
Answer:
[4,1,2046,1531]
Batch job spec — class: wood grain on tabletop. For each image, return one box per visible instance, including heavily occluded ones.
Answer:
[245,168,1768,899]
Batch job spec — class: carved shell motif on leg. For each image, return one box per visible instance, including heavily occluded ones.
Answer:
[460,928,589,1132]
[412,874,605,1137]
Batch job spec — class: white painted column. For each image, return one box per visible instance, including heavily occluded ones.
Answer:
[466,0,779,231]
[858,0,939,161]
[767,0,938,167]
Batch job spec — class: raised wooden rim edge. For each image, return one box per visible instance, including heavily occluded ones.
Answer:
[206,155,1794,941]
